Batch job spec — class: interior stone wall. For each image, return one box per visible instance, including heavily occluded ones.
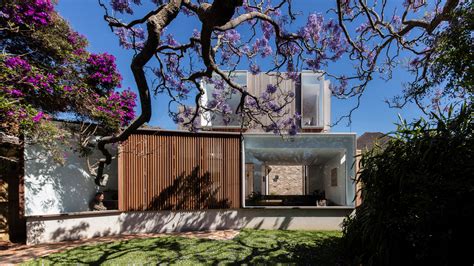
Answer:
[267,165,303,195]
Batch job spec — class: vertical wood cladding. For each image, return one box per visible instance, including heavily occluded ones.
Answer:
[118,131,241,211]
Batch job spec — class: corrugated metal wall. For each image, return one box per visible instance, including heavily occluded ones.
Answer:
[118,130,241,211]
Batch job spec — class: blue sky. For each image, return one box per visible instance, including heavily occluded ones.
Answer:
[57,0,425,135]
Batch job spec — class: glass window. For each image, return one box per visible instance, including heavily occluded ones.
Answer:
[201,71,247,127]
[243,134,356,207]
[301,72,328,128]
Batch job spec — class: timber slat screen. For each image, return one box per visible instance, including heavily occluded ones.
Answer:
[118,130,241,211]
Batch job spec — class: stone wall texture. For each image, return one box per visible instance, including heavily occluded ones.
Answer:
[268,165,303,195]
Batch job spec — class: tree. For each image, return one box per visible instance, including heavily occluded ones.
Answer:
[0,0,136,172]
[92,0,470,179]
[342,104,473,265]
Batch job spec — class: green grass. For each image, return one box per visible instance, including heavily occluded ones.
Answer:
[24,229,343,265]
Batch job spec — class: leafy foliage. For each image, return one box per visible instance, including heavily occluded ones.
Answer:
[342,105,474,265]
[404,1,473,109]
[0,0,136,144]
[92,0,470,172]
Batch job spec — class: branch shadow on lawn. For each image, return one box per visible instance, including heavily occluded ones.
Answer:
[27,230,344,265]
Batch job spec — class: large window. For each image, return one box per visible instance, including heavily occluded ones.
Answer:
[243,134,356,207]
[301,72,331,129]
[200,71,247,127]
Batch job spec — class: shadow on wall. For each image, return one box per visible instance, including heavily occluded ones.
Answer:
[27,162,359,243]
[28,207,355,244]
[117,209,302,236]
[24,145,96,215]
[27,220,45,244]
[50,221,90,241]
[24,144,116,215]
[148,166,230,211]
[27,207,308,244]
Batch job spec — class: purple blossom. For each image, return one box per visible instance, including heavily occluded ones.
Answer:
[252,38,273,57]
[32,111,44,122]
[340,0,353,15]
[67,31,86,46]
[2,0,54,26]
[286,62,299,81]
[306,57,322,71]
[260,21,274,40]
[110,0,134,14]
[300,13,324,42]
[223,29,241,44]
[22,73,56,94]
[245,96,258,108]
[261,45,273,57]
[6,89,23,97]
[207,99,218,109]
[96,89,136,127]
[86,53,122,90]
[242,0,257,13]
[281,42,301,57]
[73,48,86,56]
[266,84,277,94]
[181,6,195,16]
[0,11,8,18]
[115,27,145,49]
[166,34,179,46]
[267,100,280,113]
[192,29,201,39]
[299,13,347,61]
[250,63,260,75]
[288,125,297,136]
[403,0,426,11]
[4,56,31,72]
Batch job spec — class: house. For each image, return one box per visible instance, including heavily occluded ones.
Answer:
[198,71,356,208]
[357,132,390,152]
[5,71,357,244]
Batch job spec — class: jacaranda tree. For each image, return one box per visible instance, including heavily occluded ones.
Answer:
[92,0,470,179]
[0,0,136,167]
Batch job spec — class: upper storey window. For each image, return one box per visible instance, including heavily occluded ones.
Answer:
[201,71,247,127]
[201,71,331,131]
[301,71,331,129]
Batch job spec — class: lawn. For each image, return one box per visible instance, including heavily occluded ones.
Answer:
[25,229,343,265]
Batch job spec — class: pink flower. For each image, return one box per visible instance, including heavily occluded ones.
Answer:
[32,111,44,122]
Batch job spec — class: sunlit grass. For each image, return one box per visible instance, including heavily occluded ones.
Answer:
[24,229,342,265]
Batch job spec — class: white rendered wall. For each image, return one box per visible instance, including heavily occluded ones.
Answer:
[24,141,117,216]
[323,155,346,206]
[26,208,354,244]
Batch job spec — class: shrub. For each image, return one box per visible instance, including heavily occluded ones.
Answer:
[342,105,474,265]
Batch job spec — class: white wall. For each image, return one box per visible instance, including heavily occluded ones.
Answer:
[323,155,346,206]
[26,208,354,244]
[24,141,117,216]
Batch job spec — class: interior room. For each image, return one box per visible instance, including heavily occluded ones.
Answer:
[243,134,356,207]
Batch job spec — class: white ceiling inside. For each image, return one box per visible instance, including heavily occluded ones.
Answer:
[247,148,343,165]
